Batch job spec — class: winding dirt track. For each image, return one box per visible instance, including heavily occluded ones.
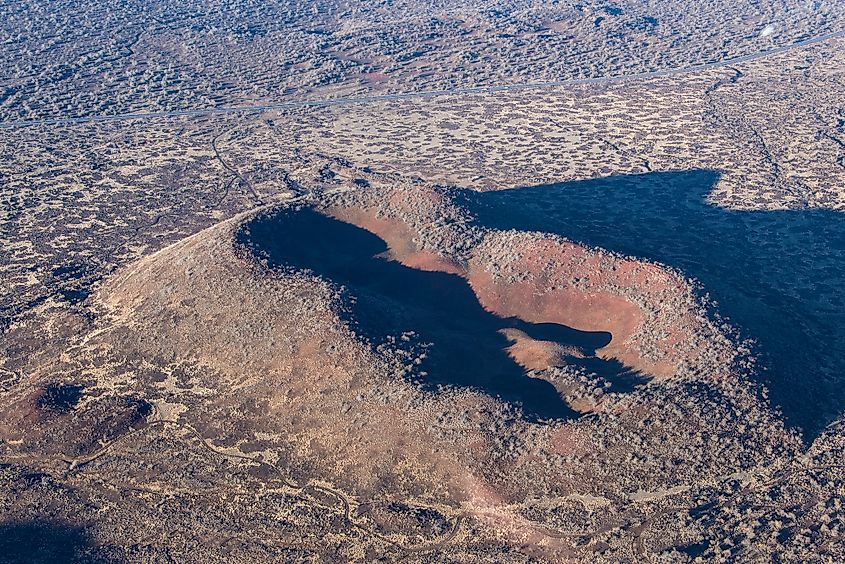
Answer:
[3,409,464,556]
[6,405,841,559]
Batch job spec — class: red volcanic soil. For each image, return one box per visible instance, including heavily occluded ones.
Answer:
[500,328,584,371]
[327,205,466,275]
[467,233,682,377]
[468,260,643,369]
[325,192,703,379]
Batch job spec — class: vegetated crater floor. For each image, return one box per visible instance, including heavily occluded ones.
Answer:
[459,170,845,437]
[239,206,638,422]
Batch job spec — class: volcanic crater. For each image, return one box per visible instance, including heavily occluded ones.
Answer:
[18,171,796,559]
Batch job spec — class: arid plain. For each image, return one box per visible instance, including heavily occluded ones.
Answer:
[2,1,845,562]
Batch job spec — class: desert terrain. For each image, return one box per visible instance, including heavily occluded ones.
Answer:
[2,1,845,562]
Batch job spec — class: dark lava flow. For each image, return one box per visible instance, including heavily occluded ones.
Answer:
[461,170,845,438]
[240,207,631,422]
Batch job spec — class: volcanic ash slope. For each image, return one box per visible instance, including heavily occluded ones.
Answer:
[90,189,799,559]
